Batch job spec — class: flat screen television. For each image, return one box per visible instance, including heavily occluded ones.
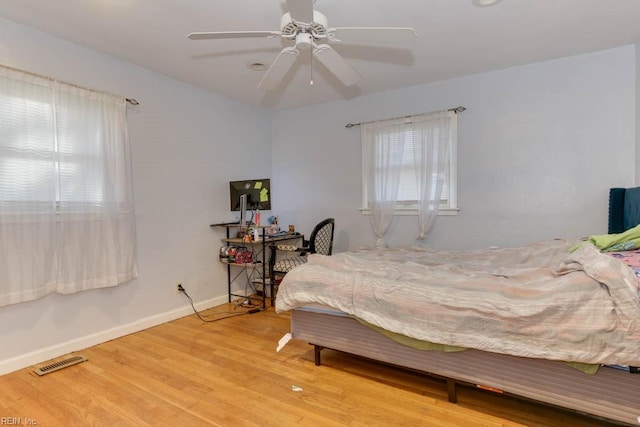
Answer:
[229,178,271,211]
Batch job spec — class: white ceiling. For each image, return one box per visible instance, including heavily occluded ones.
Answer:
[1,0,639,110]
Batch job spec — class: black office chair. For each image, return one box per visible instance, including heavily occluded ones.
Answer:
[268,218,335,295]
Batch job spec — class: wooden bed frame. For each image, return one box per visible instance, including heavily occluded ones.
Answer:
[291,308,640,425]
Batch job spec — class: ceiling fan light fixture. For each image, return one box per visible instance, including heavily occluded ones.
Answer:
[296,33,313,50]
[472,0,503,7]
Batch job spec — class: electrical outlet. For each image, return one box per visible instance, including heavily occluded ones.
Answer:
[176,282,184,294]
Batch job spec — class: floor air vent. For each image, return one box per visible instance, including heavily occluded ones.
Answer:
[33,355,87,376]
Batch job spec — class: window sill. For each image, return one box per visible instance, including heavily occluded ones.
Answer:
[359,207,459,216]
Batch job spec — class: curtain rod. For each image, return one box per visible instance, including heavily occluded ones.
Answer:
[345,106,466,129]
[0,63,139,106]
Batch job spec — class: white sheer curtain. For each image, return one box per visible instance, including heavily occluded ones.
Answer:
[413,111,453,239]
[362,110,455,246]
[361,119,408,247]
[0,65,137,307]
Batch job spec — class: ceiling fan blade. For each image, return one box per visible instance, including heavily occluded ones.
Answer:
[286,0,314,23]
[330,27,417,46]
[258,47,299,91]
[313,44,361,87]
[188,31,280,40]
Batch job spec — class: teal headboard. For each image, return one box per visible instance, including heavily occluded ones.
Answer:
[609,187,640,234]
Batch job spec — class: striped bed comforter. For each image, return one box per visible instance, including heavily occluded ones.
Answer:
[275,240,640,366]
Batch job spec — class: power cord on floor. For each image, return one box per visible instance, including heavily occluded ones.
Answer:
[178,286,263,322]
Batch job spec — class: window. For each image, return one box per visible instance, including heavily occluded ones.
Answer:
[1,84,118,210]
[361,110,458,215]
[0,65,137,307]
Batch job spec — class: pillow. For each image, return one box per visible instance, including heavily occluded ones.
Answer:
[588,223,640,252]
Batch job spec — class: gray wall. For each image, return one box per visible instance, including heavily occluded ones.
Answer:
[272,46,636,251]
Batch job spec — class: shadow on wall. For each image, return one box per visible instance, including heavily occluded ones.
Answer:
[334,229,351,253]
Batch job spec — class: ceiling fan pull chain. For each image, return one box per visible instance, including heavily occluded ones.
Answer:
[310,49,314,85]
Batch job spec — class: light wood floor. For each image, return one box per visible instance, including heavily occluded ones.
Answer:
[0,304,618,426]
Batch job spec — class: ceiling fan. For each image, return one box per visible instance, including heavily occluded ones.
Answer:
[187,0,417,91]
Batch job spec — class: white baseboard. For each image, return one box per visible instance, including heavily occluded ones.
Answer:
[0,295,229,376]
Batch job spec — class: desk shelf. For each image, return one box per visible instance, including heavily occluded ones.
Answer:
[219,259,263,267]
[211,223,302,308]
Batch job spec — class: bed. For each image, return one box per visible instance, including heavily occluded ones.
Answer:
[276,188,640,426]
